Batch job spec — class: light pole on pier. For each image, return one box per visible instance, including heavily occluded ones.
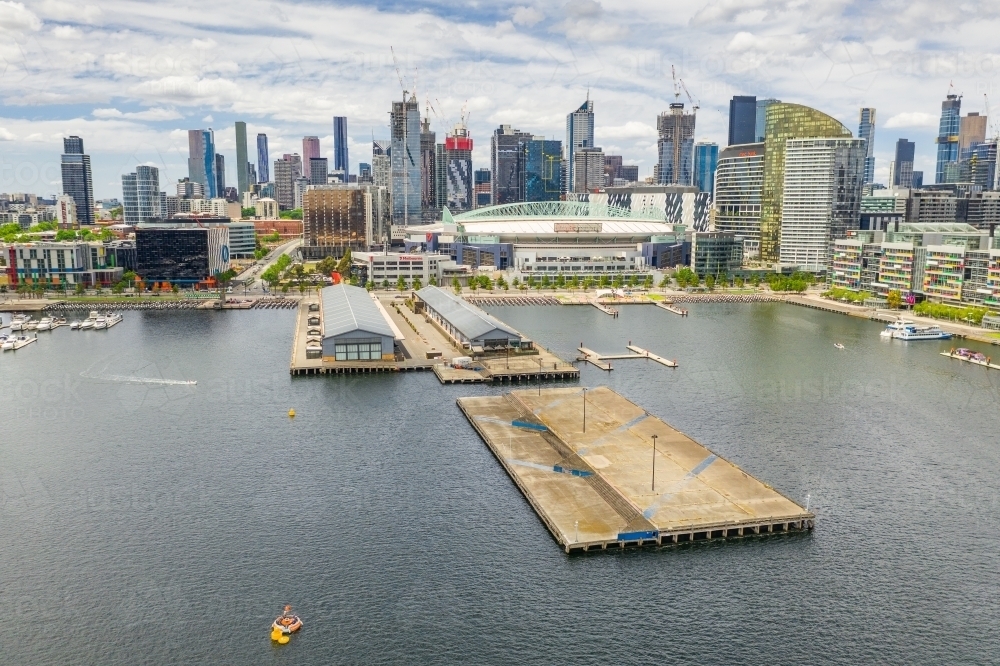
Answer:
[651,434,658,492]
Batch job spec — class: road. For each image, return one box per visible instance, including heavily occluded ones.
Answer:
[233,237,302,294]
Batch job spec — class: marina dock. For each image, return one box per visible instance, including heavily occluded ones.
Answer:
[577,344,678,370]
[458,387,813,553]
[656,302,688,316]
[940,350,1000,370]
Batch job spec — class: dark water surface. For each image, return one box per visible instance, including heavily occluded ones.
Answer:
[2,303,998,664]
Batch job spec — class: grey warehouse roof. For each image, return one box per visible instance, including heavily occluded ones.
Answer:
[416,286,520,340]
[321,284,396,340]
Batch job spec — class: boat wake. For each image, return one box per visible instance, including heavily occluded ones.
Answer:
[80,360,197,385]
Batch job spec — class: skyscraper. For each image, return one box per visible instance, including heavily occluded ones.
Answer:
[758,103,854,264]
[235,121,249,196]
[419,117,437,221]
[333,117,349,176]
[491,125,532,204]
[302,136,320,181]
[892,139,915,188]
[444,123,473,212]
[372,141,390,188]
[779,138,865,271]
[656,103,696,186]
[121,165,161,225]
[60,136,94,225]
[474,168,491,207]
[573,148,605,193]
[935,94,961,184]
[693,142,718,195]
[566,99,595,194]
[359,163,372,183]
[309,158,329,185]
[858,108,876,184]
[728,96,756,146]
[522,138,562,201]
[188,129,217,198]
[274,154,302,210]
[256,133,270,183]
[714,142,765,256]
[959,112,987,156]
[755,98,781,142]
[390,96,421,225]
[214,153,225,199]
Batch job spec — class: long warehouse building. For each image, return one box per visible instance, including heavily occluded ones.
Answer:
[320,284,398,361]
[414,285,522,351]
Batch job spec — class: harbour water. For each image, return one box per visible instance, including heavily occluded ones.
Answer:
[2,303,998,664]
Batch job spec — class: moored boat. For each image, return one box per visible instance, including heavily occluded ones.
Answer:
[36,317,53,331]
[894,323,952,341]
[271,605,303,636]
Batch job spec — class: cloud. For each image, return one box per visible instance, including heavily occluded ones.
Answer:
[598,121,657,140]
[129,76,242,105]
[512,6,544,28]
[0,127,15,140]
[0,1,41,32]
[884,112,938,129]
[35,0,100,22]
[93,107,183,121]
[553,0,627,42]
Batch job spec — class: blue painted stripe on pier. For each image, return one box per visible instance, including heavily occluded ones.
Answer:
[508,459,591,477]
[642,454,719,520]
[618,530,658,541]
[512,420,548,431]
[617,413,649,432]
[578,413,649,456]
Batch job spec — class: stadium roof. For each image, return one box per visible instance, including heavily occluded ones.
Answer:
[321,284,395,340]
[415,286,520,341]
[897,222,982,233]
[453,201,666,222]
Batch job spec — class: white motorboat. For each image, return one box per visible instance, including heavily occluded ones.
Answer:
[52,317,68,328]
[10,314,29,331]
[1,337,14,350]
[80,310,99,329]
[36,317,53,331]
[104,312,123,327]
[93,315,108,330]
[12,335,36,350]
[24,320,38,330]
[70,321,81,330]
[894,323,952,341]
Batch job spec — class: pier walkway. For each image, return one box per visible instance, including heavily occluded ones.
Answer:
[459,387,813,553]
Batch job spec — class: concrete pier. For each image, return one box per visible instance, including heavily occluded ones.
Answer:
[458,387,814,553]
[656,302,688,316]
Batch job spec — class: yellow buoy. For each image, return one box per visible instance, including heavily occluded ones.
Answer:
[271,629,283,641]
[277,635,290,644]
[288,408,296,418]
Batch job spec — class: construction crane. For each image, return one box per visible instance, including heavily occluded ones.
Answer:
[670,65,680,103]
[678,77,699,113]
[985,94,999,141]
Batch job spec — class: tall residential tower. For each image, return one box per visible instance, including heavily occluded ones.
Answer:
[60,136,94,226]
[858,108,876,184]
[566,99,595,193]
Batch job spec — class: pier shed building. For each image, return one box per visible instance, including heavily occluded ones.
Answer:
[414,285,521,351]
[320,284,397,361]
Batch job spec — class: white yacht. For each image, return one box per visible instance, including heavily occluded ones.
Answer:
[80,311,99,330]
[93,315,108,330]
[10,314,29,331]
[894,323,953,341]
[70,320,81,330]
[105,312,123,327]
[12,335,36,350]
[36,317,53,331]
[1,336,14,350]
[880,320,913,338]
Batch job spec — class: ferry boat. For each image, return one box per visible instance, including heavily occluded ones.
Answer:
[892,323,952,341]
[880,320,912,338]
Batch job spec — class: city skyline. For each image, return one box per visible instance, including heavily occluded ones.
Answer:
[0,1,998,197]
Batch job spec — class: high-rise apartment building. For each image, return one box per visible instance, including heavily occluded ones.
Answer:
[176,177,204,199]
[693,142,718,195]
[858,108,876,184]
[273,154,302,210]
[122,165,161,225]
[573,148,605,193]
[714,142,765,257]
[60,136,94,225]
[419,117,437,221]
[959,112,987,155]
[188,129,217,198]
[892,139,915,188]
[728,96,756,146]
[960,141,997,189]
[359,163,372,184]
[309,158,329,185]
[256,133,270,183]
[302,185,367,257]
[778,138,865,271]
[390,96,421,225]
[755,99,781,142]
[444,123,473,213]
[604,155,623,187]
[759,103,854,264]
[214,153,225,199]
[235,121,249,196]
[936,94,962,184]
[333,117,349,176]
[522,138,562,201]
[656,103,696,186]
[474,168,491,207]
[302,136,320,181]
[566,99,595,193]
[372,141,391,188]
[492,125,532,205]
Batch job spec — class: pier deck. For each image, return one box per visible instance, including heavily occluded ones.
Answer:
[458,387,813,553]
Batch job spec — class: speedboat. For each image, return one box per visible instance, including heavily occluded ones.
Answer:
[834,343,845,349]
[24,320,38,330]
[10,314,29,331]
[70,320,81,330]
[36,317,53,331]
[105,312,123,327]
[93,315,108,330]
[80,310,99,329]
[894,323,952,341]
[1,337,14,351]
[12,336,36,350]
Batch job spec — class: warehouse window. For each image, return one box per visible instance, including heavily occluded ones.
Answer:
[334,339,383,361]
